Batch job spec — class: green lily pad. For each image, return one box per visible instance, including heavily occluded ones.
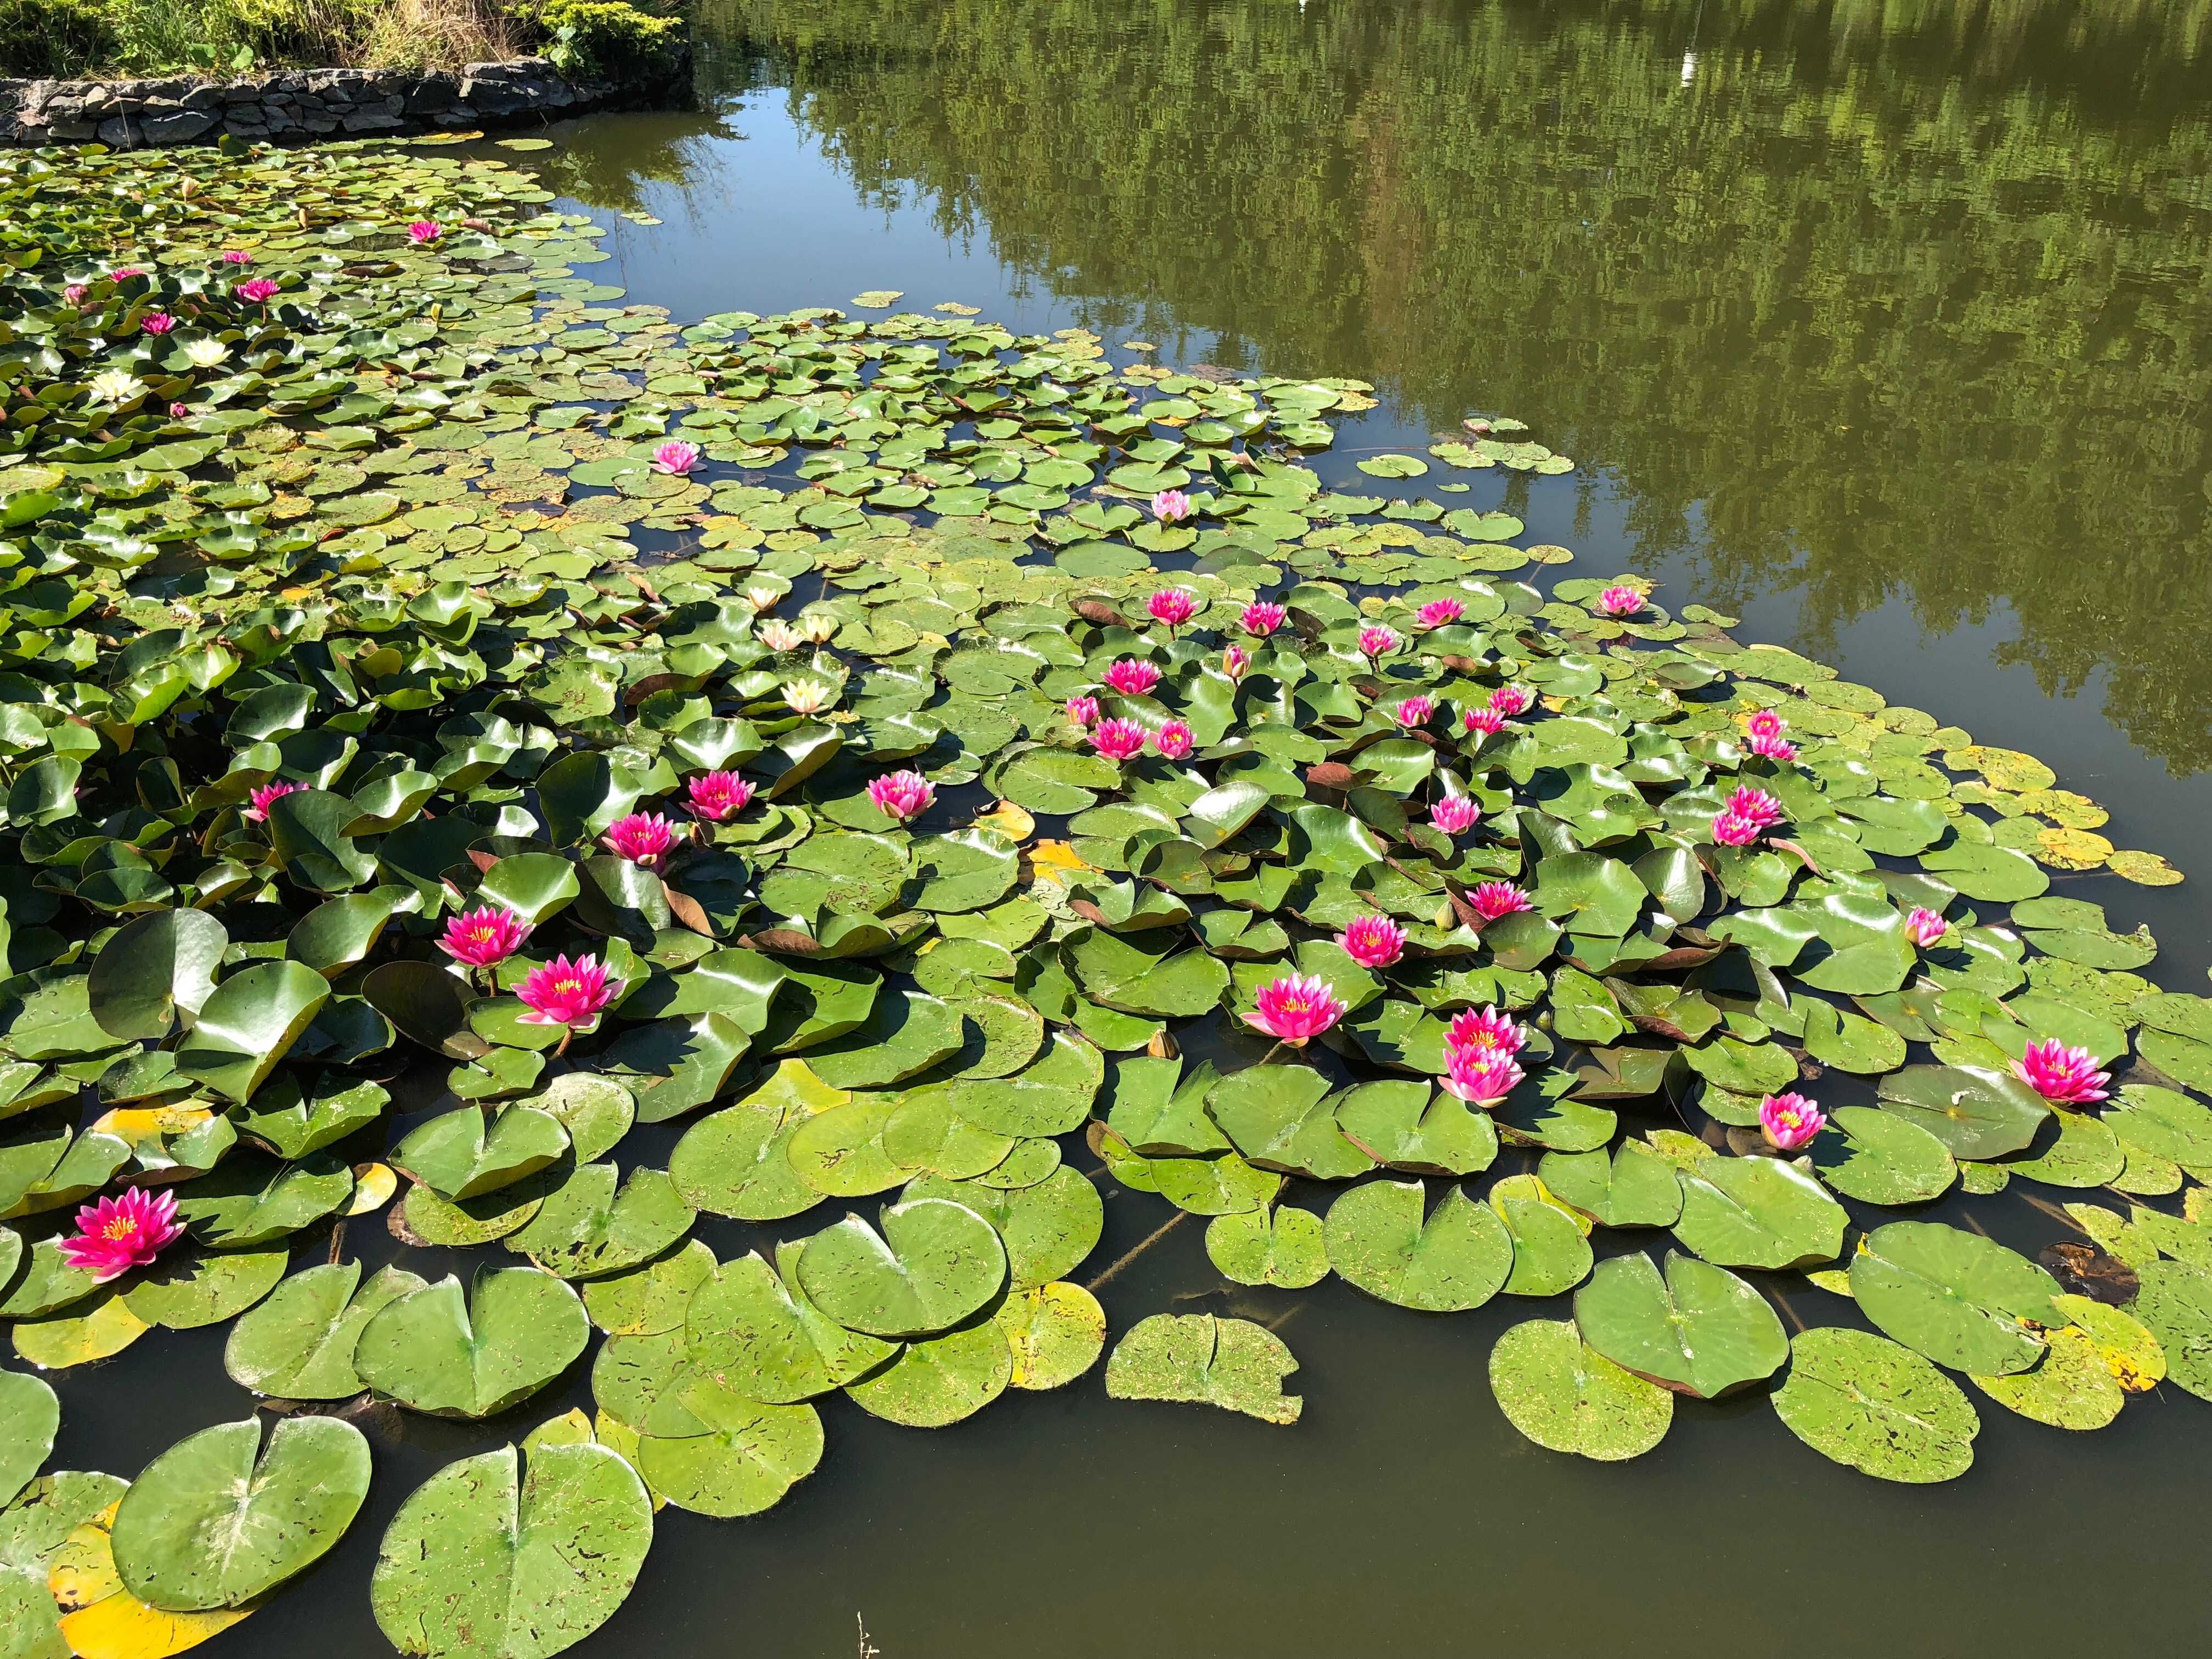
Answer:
[1770,1327,1978,1482]
[1850,1221,2064,1375]
[795,1197,1008,1338]
[1206,1204,1331,1288]
[1808,1106,1956,1204]
[0,1370,57,1509]
[1573,1250,1788,1397]
[225,1262,427,1400]
[996,1282,1108,1389]
[1104,1313,1302,1424]
[1323,1180,1512,1311]
[353,1267,589,1418]
[844,1321,1013,1427]
[1672,1155,1847,1269]
[635,1375,822,1517]
[1487,1319,1673,1461]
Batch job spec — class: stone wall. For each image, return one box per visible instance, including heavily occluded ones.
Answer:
[0,55,685,148]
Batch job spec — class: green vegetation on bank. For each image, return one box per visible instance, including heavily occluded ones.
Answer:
[0,0,684,80]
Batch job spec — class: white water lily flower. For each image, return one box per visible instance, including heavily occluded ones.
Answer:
[746,585,782,613]
[88,369,146,404]
[758,619,803,652]
[781,679,832,715]
[799,610,839,644]
[182,337,230,368]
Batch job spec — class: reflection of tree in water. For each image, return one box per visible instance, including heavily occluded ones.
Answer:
[533,110,745,221]
[704,0,2212,771]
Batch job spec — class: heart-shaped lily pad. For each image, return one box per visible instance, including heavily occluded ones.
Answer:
[1770,1327,1978,1482]
[1487,1318,1673,1460]
[795,1197,1008,1338]
[1573,1250,1788,1397]
[1323,1180,1512,1311]
[354,1267,589,1418]
[1849,1221,2065,1375]
[1104,1313,1301,1424]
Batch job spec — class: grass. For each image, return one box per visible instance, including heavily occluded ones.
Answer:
[0,0,680,77]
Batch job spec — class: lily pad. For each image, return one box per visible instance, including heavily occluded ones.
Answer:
[1487,1319,1673,1461]
[1573,1251,1788,1397]
[1323,1180,1512,1311]
[1849,1221,2064,1375]
[1104,1313,1302,1424]
[1770,1327,1978,1482]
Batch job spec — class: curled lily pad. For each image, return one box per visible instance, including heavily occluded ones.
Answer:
[1323,1180,1512,1311]
[1770,1327,1978,1482]
[1573,1250,1787,1398]
[111,1417,370,1611]
[1104,1313,1301,1424]
[354,1267,590,1419]
[795,1198,1008,1339]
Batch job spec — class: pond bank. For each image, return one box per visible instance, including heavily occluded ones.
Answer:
[0,54,687,148]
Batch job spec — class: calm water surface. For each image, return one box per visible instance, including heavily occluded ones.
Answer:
[66,3,2212,1655]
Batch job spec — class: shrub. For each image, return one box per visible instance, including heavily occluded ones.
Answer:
[528,0,682,83]
[0,0,119,76]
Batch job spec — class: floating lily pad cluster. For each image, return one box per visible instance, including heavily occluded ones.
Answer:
[0,134,2209,1657]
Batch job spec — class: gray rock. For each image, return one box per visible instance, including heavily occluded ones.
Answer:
[140,108,218,144]
[340,110,403,133]
[95,115,139,148]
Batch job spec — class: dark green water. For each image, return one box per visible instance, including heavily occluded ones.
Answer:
[69,3,2212,1654]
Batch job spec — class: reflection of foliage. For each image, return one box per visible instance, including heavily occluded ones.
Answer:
[714,0,2212,770]
[532,109,744,218]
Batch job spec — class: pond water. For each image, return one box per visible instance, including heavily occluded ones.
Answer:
[43,2,2212,1655]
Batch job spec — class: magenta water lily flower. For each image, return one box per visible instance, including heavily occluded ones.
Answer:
[652,439,701,476]
[1243,972,1348,1047]
[1904,907,1948,949]
[1357,625,1399,659]
[1153,721,1194,760]
[1416,598,1464,630]
[220,249,253,264]
[1241,601,1287,637]
[1442,1046,1523,1108]
[686,771,754,821]
[2012,1039,2111,1105]
[64,283,87,304]
[602,811,680,870]
[1393,695,1435,731]
[1430,794,1481,835]
[867,771,935,822]
[1104,658,1161,697]
[1091,718,1148,761]
[1449,1006,1527,1056]
[60,1188,184,1283]
[1340,915,1407,969]
[1489,684,1532,716]
[1065,694,1100,727]
[1713,785,1786,846]
[140,312,176,335]
[1468,881,1535,922]
[516,953,621,1028]
[1222,644,1250,681]
[408,221,443,244]
[110,267,144,280]
[1147,588,1197,631]
[1463,705,1504,737]
[168,402,190,420]
[1596,584,1645,617]
[244,779,303,823]
[438,905,532,967]
[1746,710,1799,761]
[235,278,279,304]
[1151,488,1190,523]
[1746,710,1786,742]
[1759,1091,1826,1152]
[1749,732,1799,762]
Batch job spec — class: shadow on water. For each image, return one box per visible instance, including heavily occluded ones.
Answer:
[86,3,2212,1655]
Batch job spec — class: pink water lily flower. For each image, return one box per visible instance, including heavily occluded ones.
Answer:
[1725,785,1786,831]
[1759,1091,1826,1152]
[64,283,87,304]
[602,811,679,870]
[1441,1046,1523,1109]
[60,1188,184,1283]
[1151,488,1190,523]
[1241,601,1287,637]
[219,249,253,264]
[439,905,532,967]
[140,312,176,335]
[1091,718,1148,761]
[168,402,190,420]
[1430,795,1481,835]
[2012,1039,2111,1105]
[244,779,303,822]
[408,221,443,244]
[1340,915,1407,969]
[1712,811,1761,847]
[1153,721,1194,760]
[1463,706,1504,737]
[867,770,935,822]
[1065,694,1100,727]
[1468,881,1535,922]
[1357,625,1399,659]
[1748,732,1799,763]
[1243,972,1348,1047]
[1416,598,1464,630]
[1746,710,1787,743]
[110,267,144,280]
[1596,584,1645,617]
[1489,684,1532,716]
[1746,710,1800,762]
[1147,588,1197,631]
[516,953,621,1028]
[1393,695,1435,731]
[1222,644,1250,681]
[1449,1005,1527,1056]
[652,439,701,476]
[1904,907,1948,949]
[235,278,280,304]
[686,771,754,821]
[1104,658,1161,697]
